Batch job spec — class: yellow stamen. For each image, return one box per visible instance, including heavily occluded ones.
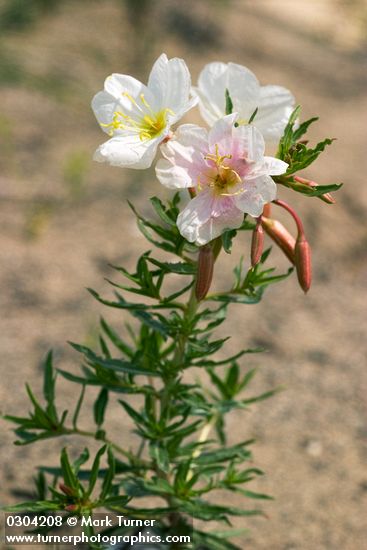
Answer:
[204,144,232,168]
[201,143,242,197]
[100,92,175,140]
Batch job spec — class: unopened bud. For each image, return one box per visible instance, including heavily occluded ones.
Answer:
[295,234,312,293]
[251,219,264,267]
[294,176,335,204]
[261,217,295,264]
[59,483,74,497]
[64,504,78,512]
[262,203,272,218]
[195,244,214,301]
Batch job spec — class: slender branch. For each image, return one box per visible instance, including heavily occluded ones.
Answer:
[186,415,218,481]
[64,427,150,468]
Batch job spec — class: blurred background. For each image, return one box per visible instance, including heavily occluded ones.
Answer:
[0,1,366,548]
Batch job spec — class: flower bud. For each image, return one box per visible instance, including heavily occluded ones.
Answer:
[251,219,264,267]
[59,483,74,497]
[294,176,335,204]
[261,216,295,264]
[195,244,214,301]
[65,504,78,512]
[262,203,272,218]
[294,234,312,293]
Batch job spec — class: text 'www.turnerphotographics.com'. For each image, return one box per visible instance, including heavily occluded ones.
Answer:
[4,512,193,547]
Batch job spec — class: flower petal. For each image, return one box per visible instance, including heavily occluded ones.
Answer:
[156,124,208,188]
[234,175,277,217]
[177,190,244,245]
[261,156,288,176]
[91,74,159,136]
[232,124,265,162]
[255,85,295,141]
[93,134,162,170]
[195,62,229,125]
[177,189,213,243]
[196,62,260,126]
[227,62,259,120]
[191,86,222,127]
[148,53,196,117]
[247,156,288,179]
[91,91,122,134]
[208,113,238,151]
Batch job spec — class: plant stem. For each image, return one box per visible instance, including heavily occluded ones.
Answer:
[186,415,218,481]
[65,427,149,467]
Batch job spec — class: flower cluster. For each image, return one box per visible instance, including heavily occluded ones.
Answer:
[92,53,340,294]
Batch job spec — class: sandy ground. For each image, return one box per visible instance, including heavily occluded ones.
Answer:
[1,1,367,548]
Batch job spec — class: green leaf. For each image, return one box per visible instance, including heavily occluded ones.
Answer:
[34,471,47,500]
[147,257,196,275]
[248,107,258,124]
[93,388,108,427]
[150,442,169,473]
[225,88,233,115]
[293,116,318,141]
[241,387,281,405]
[4,501,61,513]
[60,448,78,491]
[72,384,85,430]
[131,310,169,338]
[193,441,254,466]
[279,179,343,197]
[150,196,176,226]
[277,104,301,160]
[100,317,134,358]
[230,487,273,500]
[209,290,263,305]
[73,448,90,474]
[87,446,107,497]
[285,138,335,174]
[100,447,115,500]
[222,229,237,254]
[69,342,159,377]
[119,400,145,426]
[226,363,239,394]
[43,351,55,410]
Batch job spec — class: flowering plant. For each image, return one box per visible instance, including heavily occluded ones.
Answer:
[4,54,342,549]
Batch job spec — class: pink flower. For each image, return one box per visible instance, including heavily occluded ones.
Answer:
[156,114,288,245]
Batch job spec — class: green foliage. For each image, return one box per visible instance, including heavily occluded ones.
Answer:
[2,106,341,548]
[225,88,233,115]
[275,105,342,198]
[3,194,281,546]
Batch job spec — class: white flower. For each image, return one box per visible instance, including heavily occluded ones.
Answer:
[156,114,288,245]
[192,62,295,143]
[91,54,197,169]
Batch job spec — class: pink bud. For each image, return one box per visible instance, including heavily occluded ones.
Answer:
[195,245,214,301]
[262,203,272,218]
[294,234,312,293]
[59,483,74,497]
[251,219,264,267]
[294,176,335,204]
[261,217,295,264]
[65,504,78,512]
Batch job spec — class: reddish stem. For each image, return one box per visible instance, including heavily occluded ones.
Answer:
[272,199,305,236]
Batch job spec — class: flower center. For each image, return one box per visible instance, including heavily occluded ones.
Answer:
[100,93,173,141]
[202,144,241,196]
